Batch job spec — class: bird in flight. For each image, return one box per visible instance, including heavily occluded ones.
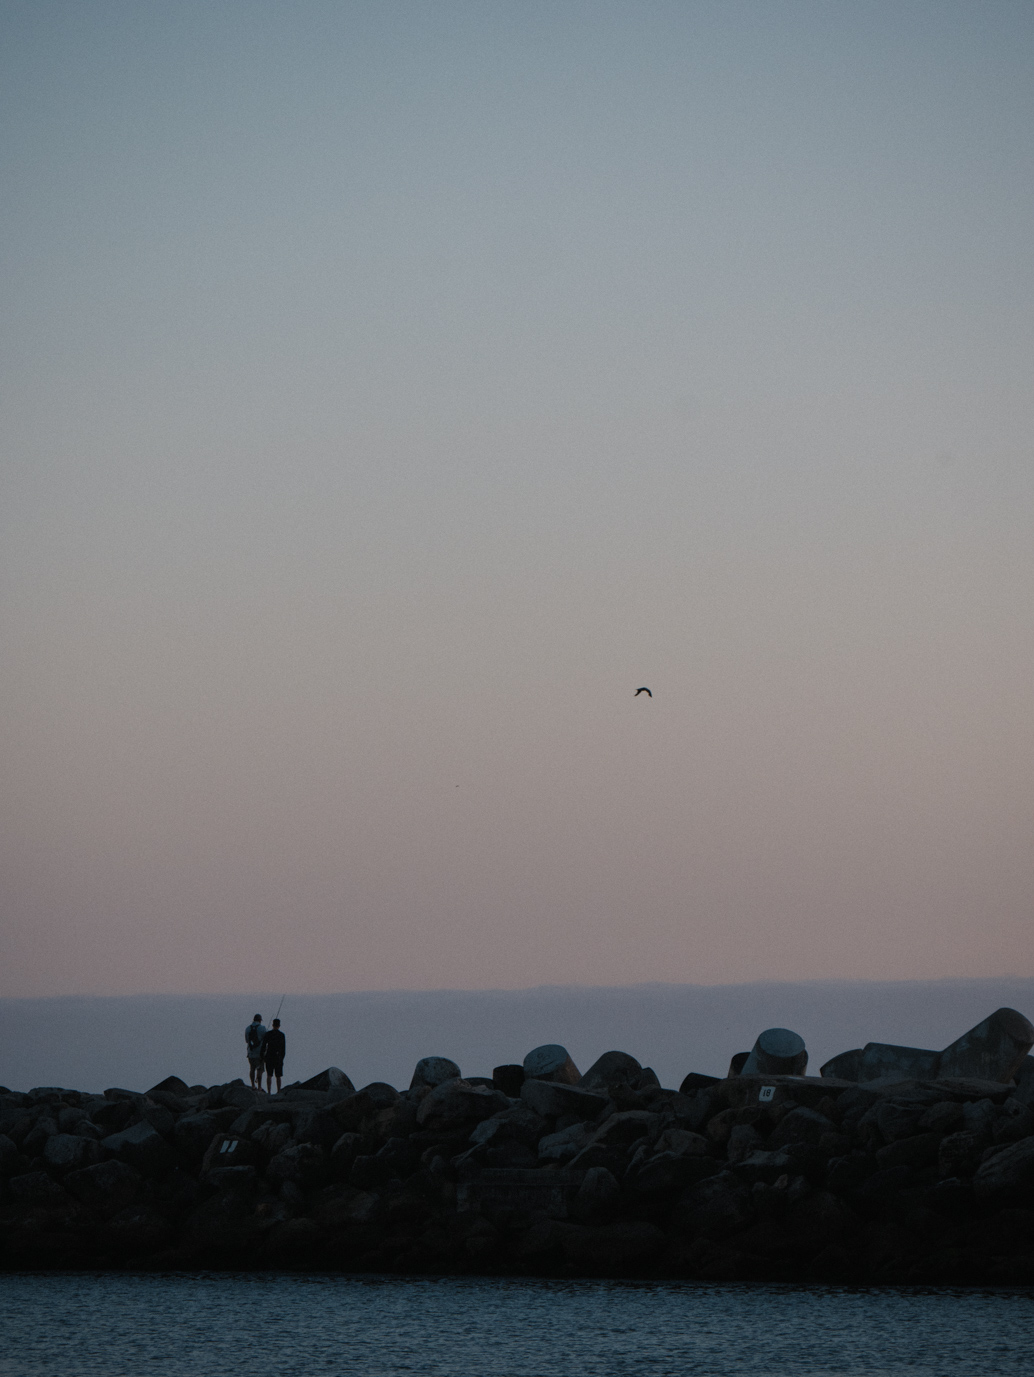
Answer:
[634,686,652,697]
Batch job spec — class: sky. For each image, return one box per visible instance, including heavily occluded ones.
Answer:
[1,1,1032,1000]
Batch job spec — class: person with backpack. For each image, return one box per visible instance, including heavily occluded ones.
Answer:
[260,1018,286,1095]
[245,1014,266,1089]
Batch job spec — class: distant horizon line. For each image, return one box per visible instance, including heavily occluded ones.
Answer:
[3,974,1034,1004]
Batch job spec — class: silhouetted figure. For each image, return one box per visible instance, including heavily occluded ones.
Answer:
[245,1014,266,1089]
[634,686,652,697]
[260,1018,286,1095]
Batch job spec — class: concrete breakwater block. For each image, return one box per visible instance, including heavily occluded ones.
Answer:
[409,1057,461,1090]
[523,1044,581,1085]
[740,1029,809,1078]
[821,1008,1034,1085]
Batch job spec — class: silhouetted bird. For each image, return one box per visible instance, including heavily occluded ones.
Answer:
[634,687,652,697]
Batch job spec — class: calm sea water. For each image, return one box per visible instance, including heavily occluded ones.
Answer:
[1,1274,1032,1377]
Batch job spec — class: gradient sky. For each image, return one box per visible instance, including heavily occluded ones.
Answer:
[1,1,1032,999]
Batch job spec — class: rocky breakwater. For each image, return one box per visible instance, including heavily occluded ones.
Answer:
[5,1024,1034,1282]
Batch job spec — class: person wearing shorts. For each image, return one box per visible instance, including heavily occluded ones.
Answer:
[260,1018,286,1095]
[245,1014,266,1089]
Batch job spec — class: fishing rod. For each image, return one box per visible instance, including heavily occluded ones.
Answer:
[274,993,286,1021]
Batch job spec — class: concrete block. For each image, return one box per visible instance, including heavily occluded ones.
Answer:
[741,1028,808,1077]
[523,1044,580,1085]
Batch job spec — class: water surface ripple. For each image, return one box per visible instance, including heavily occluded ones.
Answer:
[2,1273,1032,1376]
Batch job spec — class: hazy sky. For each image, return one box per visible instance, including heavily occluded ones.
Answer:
[2,1,1032,999]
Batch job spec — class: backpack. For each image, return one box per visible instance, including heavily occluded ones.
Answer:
[246,1023,262,1052]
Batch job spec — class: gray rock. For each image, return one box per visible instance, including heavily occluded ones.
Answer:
[538,1122,595,1163]
[741,1028,808,1077]
[456,1166,577,1218]
[415,1079,509,1134]
[520,1079,608,1121]
[291,1108,340,1151]
[769,1107,835,1148]
[332,1082,400,1132]
[558,1219,666,1265]
[523,1044,581,1085]
[102,1119,177,1177]
[574,1166,621,1221]
[42,1133,103,1173]
[410,1057,461,1090]
[205,1165,259,1193]
[653,1127,709,1158]
[674,1172,754,1233]
[0,1133,27,1177]
[1012,1055,1034,1105]
[731,1149,797,1186]
[727,1124,762,1163]
[973,1136,1034,1201]
[630,1151,720,1195]
[918,1101,966,1135]
[300,1068,355,1093]
[175,1110,239,1163]
[266,1142,327,1188]
[963,1098,996,1139]
[875,1100,928,1143]
[22,1115,58,1156]
[147,1076,190,1097]
[578,1051,642,1094]
[875,1132,941,1170]
[8,1171,68,1207]
[64,1158,141,1211]
[589,1110,658,1148]
[468,1106,549,1149]
[200,1134,258,1176]
[938,1131,984,1179]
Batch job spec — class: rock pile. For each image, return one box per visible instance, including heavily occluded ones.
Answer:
[4,1030,1034,1282]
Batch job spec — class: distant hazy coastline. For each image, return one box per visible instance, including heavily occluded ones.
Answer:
[4,977,1034,1095]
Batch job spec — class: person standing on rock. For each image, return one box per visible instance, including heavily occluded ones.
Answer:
[260,1018,286,1095]
[245,1014,266,1090]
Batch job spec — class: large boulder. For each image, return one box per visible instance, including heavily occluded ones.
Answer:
[741,1028,808,1077]
[146,1076,190,1097]
[175,1110,240,1163]
[520,1079,608,1121]
[973,1137,1034,1202]
[578,1051,642,1094]
[538,1122,595,1163]
[102,1120,177,1177]
[589,1110,658,1149]
[8,1171,69,1208]
[768,1107,834,1148]
[42,1133,103,1174]
[266,1142,327,1189]
[523,1044,581,1085]
[410,1057,461,1090]
[64,1159,141,1212]
[673,1173,754,1235]
[301,1068,356,1094]
[468,1106,548,1149]
[332,1083,399,1133]
[200,1134,260,1176]
[416,1079,509,1134]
